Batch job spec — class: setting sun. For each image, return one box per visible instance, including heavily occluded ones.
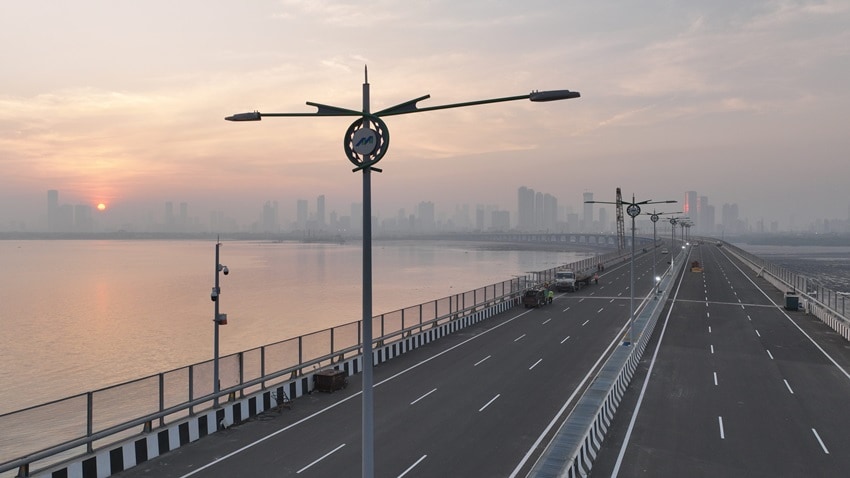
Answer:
[97,203,106,211]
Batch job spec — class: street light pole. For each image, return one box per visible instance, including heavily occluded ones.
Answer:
[586,194,675,345]
[669,217,678,269]
[646,210,681,294]
[359,73,375,476]
[226,69,579,478]
[211,237,229,408]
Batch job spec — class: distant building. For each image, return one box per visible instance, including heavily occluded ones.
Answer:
[262,200,279,233]
[316,195,326,228]
[517,186,535,231]
[684,191,698,229]
[583,192,593,232]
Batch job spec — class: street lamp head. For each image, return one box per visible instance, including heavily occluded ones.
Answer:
[225,111,262,121]
[529,89,581,102]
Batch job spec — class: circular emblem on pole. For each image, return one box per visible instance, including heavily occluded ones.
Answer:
[669,218,677,225]
[650,213,659,223]
[344,115,389,172]
[626,204,641,218]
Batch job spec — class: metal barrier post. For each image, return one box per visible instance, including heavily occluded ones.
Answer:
[158,374,165,426]
[86,392,94,453]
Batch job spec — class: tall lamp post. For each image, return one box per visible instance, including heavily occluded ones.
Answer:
[210,237,229,407]
[226,68,579,477]
[586,194,675,345]
[646,210,681,294]
[668,217,683,268]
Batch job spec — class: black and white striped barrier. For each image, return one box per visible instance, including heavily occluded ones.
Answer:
[37,299,516,477]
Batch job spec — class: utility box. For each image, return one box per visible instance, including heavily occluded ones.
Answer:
[314,369,348,393]
[784,292,799,311]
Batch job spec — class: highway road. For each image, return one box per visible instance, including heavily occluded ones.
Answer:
[592,243,850,477]
[114,250,669,478]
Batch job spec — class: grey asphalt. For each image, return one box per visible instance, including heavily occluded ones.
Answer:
[113,251,665,478]
[591,244,850,478]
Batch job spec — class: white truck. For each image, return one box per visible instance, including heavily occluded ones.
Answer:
[554,268,594,292]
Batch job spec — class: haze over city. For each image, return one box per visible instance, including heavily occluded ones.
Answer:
[2,1,849,233]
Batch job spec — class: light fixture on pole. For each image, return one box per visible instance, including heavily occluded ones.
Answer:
[226,68,579,477]
[210,237,229,408]
[586,194,675,345]
[646,210,681,295]
[667,216,686,268]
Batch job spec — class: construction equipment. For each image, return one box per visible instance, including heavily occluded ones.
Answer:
[616,187,625,251]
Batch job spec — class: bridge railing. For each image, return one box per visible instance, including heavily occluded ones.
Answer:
[718,240,849,340]
[1,246,633,476]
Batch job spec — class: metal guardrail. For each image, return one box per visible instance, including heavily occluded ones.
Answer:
[719,240,849,340]
[1,248,631,476]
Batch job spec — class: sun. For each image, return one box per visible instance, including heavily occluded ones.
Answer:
[97,203,107,211]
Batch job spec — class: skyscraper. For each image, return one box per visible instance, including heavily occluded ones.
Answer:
[316,195,326,227]
[583,192,593,232]
[517,186,535,231]
[684,191,698,228]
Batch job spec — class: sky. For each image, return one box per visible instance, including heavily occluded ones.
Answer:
[1,0,849,231]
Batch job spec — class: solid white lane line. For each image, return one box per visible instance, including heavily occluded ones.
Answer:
[397,455,427,478]
[718,416,726,439]
[561,336,570,344]
[529,359,542,370]
[479,394,500,412]
[410,388,438,405]
[297,443,346,474]
[542,318,551,325]
[812,428,829,454]
[581,320,589,326]
[514,334,526,342]
[767,350,774,360]
[474,355,491,367]
[784,379,794,394]
[713,372,718,386]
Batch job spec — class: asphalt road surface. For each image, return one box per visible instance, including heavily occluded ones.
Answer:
[115,250,668,478]
[592,244,850,477]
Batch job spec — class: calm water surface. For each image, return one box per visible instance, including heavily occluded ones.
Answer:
[0,239,592,413]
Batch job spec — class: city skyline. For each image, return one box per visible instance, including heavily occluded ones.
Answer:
[25,187,849,236]
[2,2,849,232]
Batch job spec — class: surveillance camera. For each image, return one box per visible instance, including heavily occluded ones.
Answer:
[222,266,229,275]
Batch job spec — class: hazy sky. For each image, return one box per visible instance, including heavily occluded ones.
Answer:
[2,0,848,229]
